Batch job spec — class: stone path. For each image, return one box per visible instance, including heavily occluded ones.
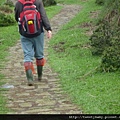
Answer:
[1,4,82,114]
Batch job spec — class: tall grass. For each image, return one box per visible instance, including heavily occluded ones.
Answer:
[49,0,120,114]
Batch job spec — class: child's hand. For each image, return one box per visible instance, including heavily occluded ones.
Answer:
[47,30,52,39]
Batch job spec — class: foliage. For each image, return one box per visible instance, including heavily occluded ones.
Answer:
[0,5,13,13]
[0,5,16,26]
[4,0,14,7]
[101,28,120,72]
[90,21,112,56]
[0,11,16,26]
[56,0,83,4]
[90,0,120,72]
[43,0,57,7]
[95,0,105,5]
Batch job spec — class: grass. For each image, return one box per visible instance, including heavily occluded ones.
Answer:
[0,1,4,5]
[0,3,62,113]
[48,0,120,114]
[56,0,84,4]
[45,5,62,19]
[0,23,20,113]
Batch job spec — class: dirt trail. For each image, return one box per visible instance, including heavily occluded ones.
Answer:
[1,4,82,114]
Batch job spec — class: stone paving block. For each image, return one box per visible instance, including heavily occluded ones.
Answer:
[37,84,49,89]
[16,93,30,96]
[19,103,33,107]
[24,108,53,113]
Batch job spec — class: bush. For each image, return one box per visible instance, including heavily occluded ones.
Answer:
[89,20,112,56]
[90,20,120,71]
[101,46,120,72]
[0,5,13,13]
[0,11,16,26]
[0,5,16,27]
[90,0,120,72]
[95,0,105,5]
[100,28,120,72]
[43,0,57,7]
[4,0,14,7]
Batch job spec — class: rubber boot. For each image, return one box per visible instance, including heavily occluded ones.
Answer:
[26,69,34,86]
[24,62,34,86]
[37,66,43,81]
[36,58,46,81]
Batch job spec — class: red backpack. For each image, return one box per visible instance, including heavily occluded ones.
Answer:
[18,0,42,37]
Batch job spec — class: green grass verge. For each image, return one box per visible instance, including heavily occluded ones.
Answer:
[0,1,4,5]
[56,0,83,5]
[0,4,62,113]
[48,0,120,114]
[0,24,20,113]
[45,5,62,19]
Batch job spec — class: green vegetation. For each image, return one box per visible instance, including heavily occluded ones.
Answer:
[43,0,57,7]
[0,4,16,27]
[49,0,120,114]
[95,0,104,5]
[0,0,4,5]
[0,0,119,114]
[0,74,10,113]
[0,3,20,113]
[56,0,82,4]
[4,0,14,7]
[90,0,120,72]
[45,5,62,19]
[0,0,62,113]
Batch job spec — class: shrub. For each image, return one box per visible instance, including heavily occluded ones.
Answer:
[4,0,14,7]
[100,28,120,72]
[95,0,105,5]
[90,0,120,72]
[43,0,57,7]
[89,20,112,56]
[0,5,16,27]
[101,46,120,72]
[0,5,13,13]
[0,11,16,26]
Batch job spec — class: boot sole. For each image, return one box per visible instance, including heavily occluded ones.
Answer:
[38,77,42,81]
[28,81,34,86]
